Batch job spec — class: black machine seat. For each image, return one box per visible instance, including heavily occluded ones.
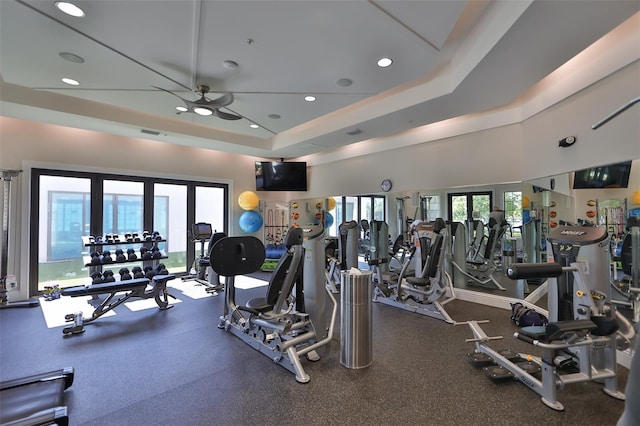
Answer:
[620,216,640,276]
[199,231,227,267]
[518,319,597,343]
[244,227,304,314]
[406,218,446,287]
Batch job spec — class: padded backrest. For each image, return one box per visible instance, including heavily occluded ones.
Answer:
[621,233,632,275]
[483,220,506,260]
[424,234,444,279]
[268,227,304,311]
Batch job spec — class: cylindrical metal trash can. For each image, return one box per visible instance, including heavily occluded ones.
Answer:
[340,270,373,369]
[502,238,516,273]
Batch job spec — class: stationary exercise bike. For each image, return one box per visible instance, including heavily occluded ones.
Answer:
[464,225,633,411]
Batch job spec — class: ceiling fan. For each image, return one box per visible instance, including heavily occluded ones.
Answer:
[153,84,242,120]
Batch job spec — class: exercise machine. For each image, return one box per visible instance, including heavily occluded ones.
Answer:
[60,273,176,335]
[372,218,456,323]
[338,220,359,270]
[181,222,225,294]
[449,217,508,291]
[213,226,337,383]
[1,169,38,309]
[464,225,633,411]
[0,367,74,425]
[612,216,640,322]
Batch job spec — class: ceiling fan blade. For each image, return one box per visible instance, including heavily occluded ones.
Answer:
[205,92,234,109]
[214,109,242,120]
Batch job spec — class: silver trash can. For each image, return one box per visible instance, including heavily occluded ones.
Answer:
[340,270,373,369]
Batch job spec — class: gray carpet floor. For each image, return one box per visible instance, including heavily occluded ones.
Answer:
[0,277,632,426]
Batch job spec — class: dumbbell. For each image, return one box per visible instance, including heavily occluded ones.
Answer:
[90,251,101,265]
[101,250,113,263]
[91,271,104,284]
[115,248,126,262]
[152,231,162,241]
[144,266,156,279]
[119,267,132,281]
[103,270,116,282]
[132,233,141,242]
[151,246,162,258]
[140,247,152,260]
[127,248,137,261]
[124,233,133,242]
[131,266,144,279]
[155,263,169,275]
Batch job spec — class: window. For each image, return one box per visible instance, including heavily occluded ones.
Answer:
[30,169,228,293]
[504,191,523,237]
[419,194,441,221]
[448,192,492,224]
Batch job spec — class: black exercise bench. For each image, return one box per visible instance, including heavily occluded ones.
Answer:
[61,274,175,335]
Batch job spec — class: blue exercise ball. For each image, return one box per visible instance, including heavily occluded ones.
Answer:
[324,212,334,228]
[239,210,263,233]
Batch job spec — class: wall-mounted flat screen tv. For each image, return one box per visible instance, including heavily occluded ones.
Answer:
[255,161,308,191]
[572,160,632,189]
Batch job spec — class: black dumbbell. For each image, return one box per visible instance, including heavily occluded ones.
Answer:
[119,267,132,281]
[90,251,101,265]
[141,247,152,260]
[124,233,133,242]
[102,250,113,263]
[127,248,137,261]
[144,266,156,279]
[115,248,126,262]
[103,270,116,282]
[155,263,169,275]
[91,271,104,284]
[132,233,140,242]
[131,266,144,279]
[151,246,162,258]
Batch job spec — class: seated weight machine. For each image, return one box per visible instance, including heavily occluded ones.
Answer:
[212,226,337,383]
[181,222,225,293]
[612,216,640,322]
[450,217,508,291]
[60,274,176,335]
[372,218,456,323]
[464,225,633,411]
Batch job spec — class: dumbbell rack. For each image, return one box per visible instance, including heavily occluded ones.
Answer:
[82,233,167,282]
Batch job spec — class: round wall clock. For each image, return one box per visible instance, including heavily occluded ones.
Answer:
[381,179,392,192]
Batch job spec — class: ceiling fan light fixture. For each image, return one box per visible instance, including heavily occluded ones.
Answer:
[193,106,213,116]
[61,77,79,86]
[377,57,393,68]
[175,106,188,112]
[55,2,85,17]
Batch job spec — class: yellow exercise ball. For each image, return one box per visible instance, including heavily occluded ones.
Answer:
[327,197,337,211]
[238,191,260,211]
[632,189,640,206]
[522,195,531,209]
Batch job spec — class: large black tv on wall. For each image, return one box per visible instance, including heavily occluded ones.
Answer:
[255,161,308,191]
[572,160,632,189]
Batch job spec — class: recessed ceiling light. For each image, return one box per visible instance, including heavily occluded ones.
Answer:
[223,60,239,69]
[59,52,84,63]
[176,106,188,112]
[193,107,213,116]
[377,57,393,68]
[250,124,259,129]
[337,78,353,87]
[61,77,79,86]
[268,114,281,119]
[55,2,85,17]
[304,96,316,102]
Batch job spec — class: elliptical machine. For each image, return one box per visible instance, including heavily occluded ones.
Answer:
[181,222,224,294]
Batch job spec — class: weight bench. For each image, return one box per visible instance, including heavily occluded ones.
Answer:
[60,274,175,335]
[0,367,74,426]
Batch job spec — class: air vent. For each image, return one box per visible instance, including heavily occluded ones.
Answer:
[346,128,362,136]
[141,129,161,136]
